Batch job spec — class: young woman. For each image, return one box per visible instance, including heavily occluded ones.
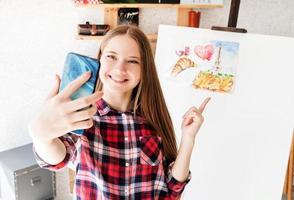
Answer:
[29,25,210,200]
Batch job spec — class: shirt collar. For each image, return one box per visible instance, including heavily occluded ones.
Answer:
[96,98,134,116]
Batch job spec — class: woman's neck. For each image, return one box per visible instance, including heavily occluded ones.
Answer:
[102,91,132,112]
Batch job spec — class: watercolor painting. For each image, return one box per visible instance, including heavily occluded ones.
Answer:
[169,40,239,93]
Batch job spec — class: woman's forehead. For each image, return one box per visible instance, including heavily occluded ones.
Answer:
[103,35,141,58]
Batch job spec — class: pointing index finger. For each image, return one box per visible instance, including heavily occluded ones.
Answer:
[198,97,211,114]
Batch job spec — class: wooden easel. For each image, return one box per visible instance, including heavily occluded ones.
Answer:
[211,0,247,33]
[283,133,294,200]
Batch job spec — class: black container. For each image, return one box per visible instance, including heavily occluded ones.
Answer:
[118,8,139,26]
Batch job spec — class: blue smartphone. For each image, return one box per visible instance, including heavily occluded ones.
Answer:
[59,52,100,135]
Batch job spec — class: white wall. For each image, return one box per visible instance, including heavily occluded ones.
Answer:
[0,0,293,152]
[0,0,103,152]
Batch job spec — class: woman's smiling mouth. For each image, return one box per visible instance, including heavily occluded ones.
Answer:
[109,75,128,83]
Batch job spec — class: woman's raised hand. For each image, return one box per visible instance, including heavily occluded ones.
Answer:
[181,97,211,142]
[28,71,103,144]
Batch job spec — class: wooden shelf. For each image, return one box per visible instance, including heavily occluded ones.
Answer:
[76,33,158,42]
[74,2,223,54]
[75,3,223,9]
[75,3,223,32]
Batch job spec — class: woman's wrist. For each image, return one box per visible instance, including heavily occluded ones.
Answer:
[180,135,195,148]
[29,120,52,145]
[29,129,53,147]
[172,135,194,182]
[34,137,55,147]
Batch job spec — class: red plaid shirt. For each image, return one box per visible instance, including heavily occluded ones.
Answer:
[34,98,191,200]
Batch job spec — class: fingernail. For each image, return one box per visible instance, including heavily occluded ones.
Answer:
[85,71,92,76]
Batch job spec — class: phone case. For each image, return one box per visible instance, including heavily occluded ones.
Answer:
[59,52,100,135]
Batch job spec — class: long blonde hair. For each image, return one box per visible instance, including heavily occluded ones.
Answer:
[96,25,177,164]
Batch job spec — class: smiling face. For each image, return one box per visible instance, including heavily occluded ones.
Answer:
[99,34,141,99]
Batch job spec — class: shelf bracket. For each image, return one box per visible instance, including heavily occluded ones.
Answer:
[104,8,118,29]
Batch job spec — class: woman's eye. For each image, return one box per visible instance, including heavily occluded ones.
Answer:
[106,55,116,60]
[128,60,139,64]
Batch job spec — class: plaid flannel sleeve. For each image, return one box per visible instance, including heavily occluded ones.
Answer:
[164,160,192,200]
[33,133,79,171]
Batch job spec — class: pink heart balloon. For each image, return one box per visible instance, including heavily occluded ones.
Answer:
[194,44,214,61]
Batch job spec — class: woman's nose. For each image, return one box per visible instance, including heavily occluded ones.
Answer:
[114,60,127,71]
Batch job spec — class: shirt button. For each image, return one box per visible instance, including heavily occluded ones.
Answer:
[124,137,128,141]
[125,162,129,167]
[121,113,126,119]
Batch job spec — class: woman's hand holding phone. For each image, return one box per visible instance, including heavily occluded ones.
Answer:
[28,71,103,145]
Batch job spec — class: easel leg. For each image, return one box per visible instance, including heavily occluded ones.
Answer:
[287,134,294,200]
[284,161,289,196]
[287,153,293,199]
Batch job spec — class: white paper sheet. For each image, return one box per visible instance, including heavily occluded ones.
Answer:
[155,25,294,200]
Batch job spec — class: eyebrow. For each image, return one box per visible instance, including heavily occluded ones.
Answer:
[129,56,141,60]
[105,50,140,60]
[105,50,117,55]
